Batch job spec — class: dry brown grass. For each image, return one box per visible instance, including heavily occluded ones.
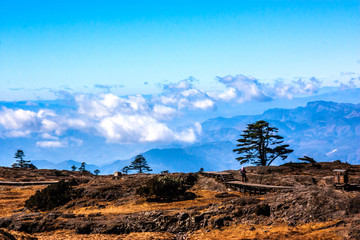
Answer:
[72,189,242,216]
[188,221,346,240]
[0,185,46,217]
[31,221,346,240]
[0,228,36,239]
[34,230,174,240]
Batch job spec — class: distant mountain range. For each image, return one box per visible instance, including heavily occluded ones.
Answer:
[29,100,360,174]
[202,101,360,165]
[32,160,100,173]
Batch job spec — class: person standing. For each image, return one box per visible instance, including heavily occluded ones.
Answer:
[240,166,247,183]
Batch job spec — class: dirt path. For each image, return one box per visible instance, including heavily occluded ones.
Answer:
[0,181,58,186]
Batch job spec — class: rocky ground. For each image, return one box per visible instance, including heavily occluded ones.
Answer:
[0,162,359,239]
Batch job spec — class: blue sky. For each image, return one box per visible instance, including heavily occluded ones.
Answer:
[0,1,360,166]
[1,0,359,100]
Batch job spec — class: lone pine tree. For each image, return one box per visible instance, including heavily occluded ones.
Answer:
[129,155,152,173]
[12,149,36,169]
[233,120,293,166]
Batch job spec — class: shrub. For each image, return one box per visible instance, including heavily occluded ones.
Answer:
[298,156,316,164]
[137,174,198,201]
[255,204,271,216]
[53,170,65,177]
[348,194,360,214]
[25,180,76,211]
[183,173,198,187]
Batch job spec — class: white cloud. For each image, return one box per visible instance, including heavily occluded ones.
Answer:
[293,77,322,94]
[66,119,87,128]
[100,93,121,109]
[0,108,38,130]
[158,77,215,110]
[5,130,32,138]
[37,109,56,118]
[174,128,196,143]
[99,114,173,143]
[0,106,88,140]
[76,94,110,118]
[0,74,336,146]
[177,98,190,109]
[335,77,359,90]
[41,119,58,132]
[215,75,325,101]
[162,78,195,91]
[208,88,237,101]
[266,77,322,99]
[36,136,82,148]
[0,79,209,144]
[36,141,66,148]
[181,89,200,97]
[153,105,177,120]
[174,122,202,143]
[217,75,271,102]
[73,89,202,143]
[76,93,150,119]
[192,99,214,110]
[41,133,59,140]
[160,96,177,105]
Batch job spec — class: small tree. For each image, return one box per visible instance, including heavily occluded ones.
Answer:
[94,169,100,176]
[233,120,293,166]
[129,155,152,173]
[12,149,36,169]
[71,165,77,171]
[78,162,87,173]
[122,166,130,174]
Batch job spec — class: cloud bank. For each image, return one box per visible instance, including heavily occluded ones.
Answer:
[0,74,358,146]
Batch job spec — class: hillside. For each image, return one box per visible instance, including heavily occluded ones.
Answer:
[0,163,359,239]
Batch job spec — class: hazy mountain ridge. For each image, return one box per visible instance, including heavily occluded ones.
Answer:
[200,101,360,166]
[31,141,238,174]
[32,160,100,173]
[28,100,360,174]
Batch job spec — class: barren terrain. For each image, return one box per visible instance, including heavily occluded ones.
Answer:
[0,162,359,239]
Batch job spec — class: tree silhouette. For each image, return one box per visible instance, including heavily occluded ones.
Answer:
[128,155,152,173]
[121,166,130,174]
[78,162,87,173]
[71,165,77,171]
[233,120,293,166]
[94,169,100,176]
[12,149,37,169]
